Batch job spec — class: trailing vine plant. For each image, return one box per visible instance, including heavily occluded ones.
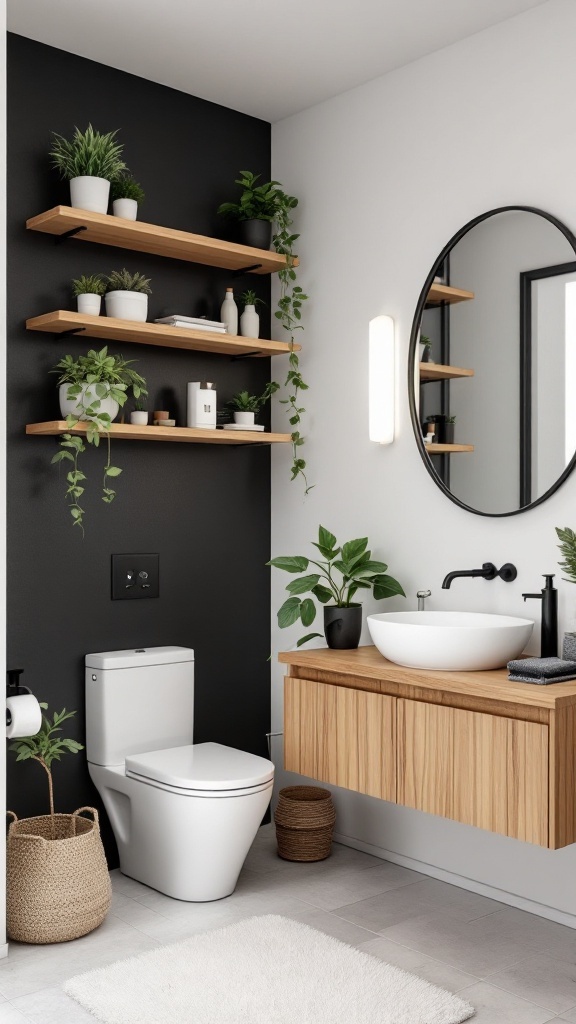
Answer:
[272,194,311,493]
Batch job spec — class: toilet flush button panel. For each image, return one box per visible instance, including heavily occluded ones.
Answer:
[111,553,159,600]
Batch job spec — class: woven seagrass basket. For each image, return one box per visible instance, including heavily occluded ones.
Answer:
[6,806,111,944]
[274,786,336,862]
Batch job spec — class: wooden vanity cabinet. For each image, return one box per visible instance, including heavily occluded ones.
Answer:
[279,647,576,850]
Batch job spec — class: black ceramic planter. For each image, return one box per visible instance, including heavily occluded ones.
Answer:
[444,423,455,445]
[323,605,362,650]
[240,218,272,250]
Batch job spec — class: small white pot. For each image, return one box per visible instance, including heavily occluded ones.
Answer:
[240,305,260,339]
[69,176,110,214]
[112,198,138,221]
[130,410,149,425]
[59,382,120,422]
[105,291,148,322]
[77,293,102,316]
[234,411,256,426]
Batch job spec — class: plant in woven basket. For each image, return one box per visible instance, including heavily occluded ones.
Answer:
[9,705,84,819]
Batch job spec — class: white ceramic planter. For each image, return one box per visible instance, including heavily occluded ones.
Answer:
[59,383,120,422]
[77,293,102,316]
[69,176,110,214]
[234,411,256,426]
[130,410,149,425]
[240,305,259,339]
[105,291,148,322]
[112,198,138,221]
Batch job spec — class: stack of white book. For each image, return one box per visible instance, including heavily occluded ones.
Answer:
[155,315,227,334]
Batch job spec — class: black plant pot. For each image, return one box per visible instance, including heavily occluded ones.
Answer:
[444,423,455,445]
[323,605,362,650]
[240,219,272,250]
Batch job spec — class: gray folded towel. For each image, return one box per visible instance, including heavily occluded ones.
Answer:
[507,657,576,684]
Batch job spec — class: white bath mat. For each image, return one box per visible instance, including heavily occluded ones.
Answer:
[64,914,475,1024]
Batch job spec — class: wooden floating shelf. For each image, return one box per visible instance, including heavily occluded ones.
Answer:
[26,207,296,275]
[426,283,474,306]
[426,443,475,453]
[26,422,291,446]
[419,362,474,382]
[26,311,300,359]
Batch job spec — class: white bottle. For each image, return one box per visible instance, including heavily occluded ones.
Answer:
[240,304,259,339]
[187,381,217,429]
[220,287,238,335]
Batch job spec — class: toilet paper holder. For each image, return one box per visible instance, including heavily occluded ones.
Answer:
[6,667,31,698]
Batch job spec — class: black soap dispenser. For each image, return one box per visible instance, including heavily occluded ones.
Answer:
[522,575,558,657]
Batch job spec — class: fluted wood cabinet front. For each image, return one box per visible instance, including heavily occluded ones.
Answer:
[397,698,549,846]
[284,676,396,801]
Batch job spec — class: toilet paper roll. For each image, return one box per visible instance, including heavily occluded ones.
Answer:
[6,693,42,739]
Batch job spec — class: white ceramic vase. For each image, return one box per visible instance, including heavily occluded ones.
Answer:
[234,411,255,426]
[77,293,102,316]
[240,305,259,339]
[112,198,138,221]
[105,291,148,322]
[59,383,120,422]
[130,410,149,425]
[69,176,110,214]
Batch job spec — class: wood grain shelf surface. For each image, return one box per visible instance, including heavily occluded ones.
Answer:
[26,310,299,358]
[419,363,474,382]
[426,443,474,453]
[278,646,576,710]
[26,206,296,275]
[426,283,475,305]
[26,421,291,446]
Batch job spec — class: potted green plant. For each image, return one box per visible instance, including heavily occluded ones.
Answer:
[268,525,405,650]
[104,268,152,322]
[240,288,266,339]
[419,334,432,363]
[110,173,145,221]
[49,123,127,214]
[72,274,106,317]
[227,381,279,426]
[217,170,287,249]
[7,704,111,943]
[556,527,576,659]
[130,398,149,426]
[52,346,147,530]
[444,415,456,445]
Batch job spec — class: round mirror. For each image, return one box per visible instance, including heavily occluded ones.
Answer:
[409,206,576,516]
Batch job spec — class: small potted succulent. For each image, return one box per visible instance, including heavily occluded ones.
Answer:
[51,346,147,530]
[268,525,405,650]
[419,334,432,363]
[104,268,152,322]
[130,399,149,426]
[49,124,127,214]
[240,289,266,339]
[227,381,279,426]
[110,173,145,221]
[72,274,106,316]
[217,170,297,249]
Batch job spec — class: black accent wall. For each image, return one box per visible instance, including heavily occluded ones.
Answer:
[7,34,274,862]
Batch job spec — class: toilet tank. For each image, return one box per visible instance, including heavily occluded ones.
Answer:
[85,646,195,767]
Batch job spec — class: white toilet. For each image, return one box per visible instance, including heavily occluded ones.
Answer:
[85,646,274,902]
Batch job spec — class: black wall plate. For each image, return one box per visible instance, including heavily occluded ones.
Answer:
[112,553,160,600]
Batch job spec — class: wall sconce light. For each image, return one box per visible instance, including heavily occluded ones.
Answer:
[369,315,395,444]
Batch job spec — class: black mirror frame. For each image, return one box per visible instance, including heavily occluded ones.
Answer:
[408,205,576,518]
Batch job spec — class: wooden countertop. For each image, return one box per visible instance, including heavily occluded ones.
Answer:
[279,645,576,710]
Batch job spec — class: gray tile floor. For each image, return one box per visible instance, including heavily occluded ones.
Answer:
[1,824,576,1022]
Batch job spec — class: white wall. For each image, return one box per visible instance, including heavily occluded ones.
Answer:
[270,0,576,926]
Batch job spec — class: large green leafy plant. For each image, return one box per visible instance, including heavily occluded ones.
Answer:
[52,346,147,531]
[9,705,84,820]
[268,525,405,646]
[217,170,284,222]
[50,124,126,181]
[227,381,279,416]
[556,527,576,583]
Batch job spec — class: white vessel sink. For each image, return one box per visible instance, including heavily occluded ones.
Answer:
[367,611,534,671]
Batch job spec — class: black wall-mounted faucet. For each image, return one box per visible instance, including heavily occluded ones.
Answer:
[522,574,558,657]
[442,562,518,590]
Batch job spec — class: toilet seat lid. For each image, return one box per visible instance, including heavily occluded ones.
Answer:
[125,742,274,791]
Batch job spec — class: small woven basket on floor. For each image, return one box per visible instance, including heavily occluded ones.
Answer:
[6,806,111,944]
[274,786,336,862]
